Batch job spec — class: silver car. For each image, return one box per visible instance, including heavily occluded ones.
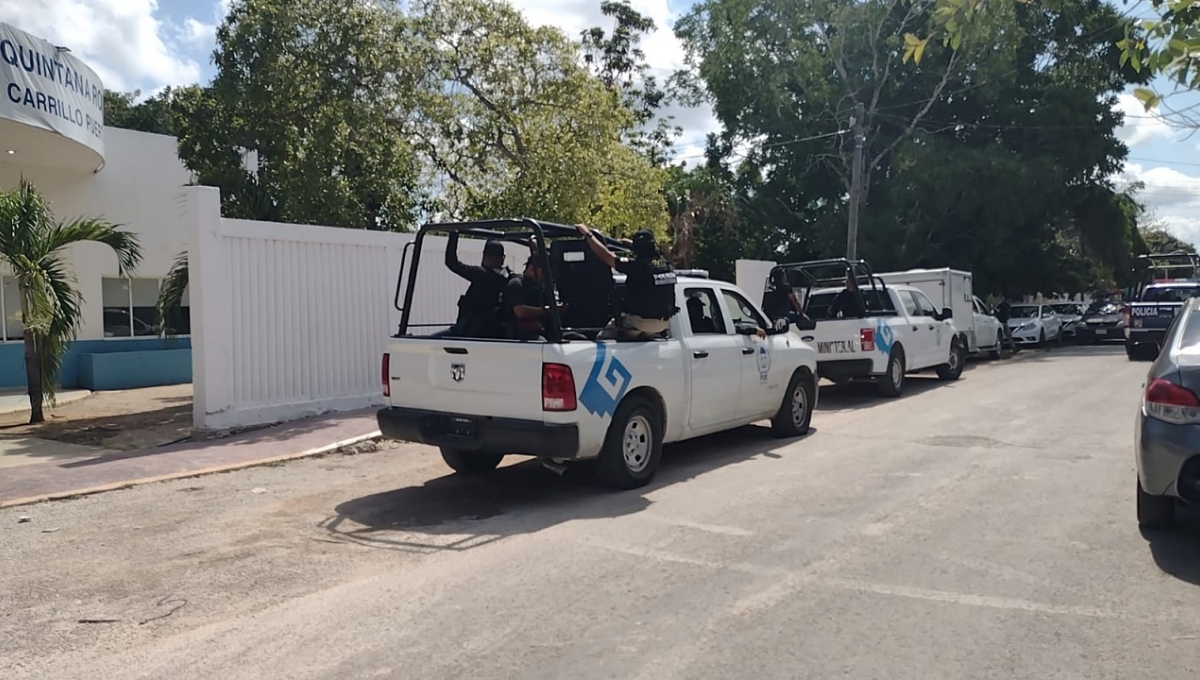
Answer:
[1135,297,1200,529]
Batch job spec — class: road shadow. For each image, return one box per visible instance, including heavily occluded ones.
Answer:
[1142,504,1200,586]
[1005,343,1127,363]
[319,424,808,554]
[816,375,946,411]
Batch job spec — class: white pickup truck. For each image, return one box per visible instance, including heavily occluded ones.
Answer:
[771,259,965,397]
[378,220,820,489]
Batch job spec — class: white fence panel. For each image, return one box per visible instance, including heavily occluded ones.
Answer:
[186,186,533,430]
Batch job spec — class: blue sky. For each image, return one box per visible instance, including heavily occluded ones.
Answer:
[6,0,1200,244]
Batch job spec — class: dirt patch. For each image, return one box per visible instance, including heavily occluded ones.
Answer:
[0,385,193,451]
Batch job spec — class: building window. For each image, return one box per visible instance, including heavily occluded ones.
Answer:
[102,278,191,338]
[1,276,25,342]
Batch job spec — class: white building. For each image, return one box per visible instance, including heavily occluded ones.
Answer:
[0,21,192,391]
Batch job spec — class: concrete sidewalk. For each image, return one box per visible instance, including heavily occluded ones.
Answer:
[0,409,381,507]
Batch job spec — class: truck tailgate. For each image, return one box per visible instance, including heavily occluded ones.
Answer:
[385,339,544,420]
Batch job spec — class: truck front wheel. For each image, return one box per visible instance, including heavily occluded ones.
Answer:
[772,369,815,438]
[877,347,906,398]
[439,447,504,475]
[596,395,663,490]
[936,338,965,381]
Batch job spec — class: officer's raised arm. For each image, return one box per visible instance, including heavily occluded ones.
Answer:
[444,231,471,279]
[575,223,617,269]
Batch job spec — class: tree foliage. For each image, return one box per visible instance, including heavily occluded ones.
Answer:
[103,89,176,136]
[673,0,1151,295]
[1141,225,1196,254]
[170,0,425,230]
[581,0,681,165]
[405,0,667,237]
[0,181,142,423]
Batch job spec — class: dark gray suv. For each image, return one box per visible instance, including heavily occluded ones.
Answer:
[1136,297,1200,529]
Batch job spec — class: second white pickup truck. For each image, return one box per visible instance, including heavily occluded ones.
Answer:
[379,219,820,489]
[771,259,965,397]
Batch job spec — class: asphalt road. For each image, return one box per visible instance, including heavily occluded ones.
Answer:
[4,344,1200,679]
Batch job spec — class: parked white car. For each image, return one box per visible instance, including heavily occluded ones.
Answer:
[380,219,820,490]
[1006,304,1062,346]
[971,296,1005,358]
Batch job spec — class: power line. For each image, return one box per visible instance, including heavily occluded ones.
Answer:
[671,129,848,162]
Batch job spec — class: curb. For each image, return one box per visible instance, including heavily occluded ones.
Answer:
[0,430,383,509]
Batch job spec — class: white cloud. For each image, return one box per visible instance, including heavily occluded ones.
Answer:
[1114,92,1178,148]
[178,17,216,49]
[1119,162,1200,246]
[3,0,204,93]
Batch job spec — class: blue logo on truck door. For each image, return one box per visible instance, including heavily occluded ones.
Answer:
[875,319,895,356]
[579,343,632,418]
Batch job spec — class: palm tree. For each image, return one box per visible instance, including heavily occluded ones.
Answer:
[0,180,142,423]
[156,252,189,338]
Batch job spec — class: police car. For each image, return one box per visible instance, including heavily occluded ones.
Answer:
[378,219,820,490]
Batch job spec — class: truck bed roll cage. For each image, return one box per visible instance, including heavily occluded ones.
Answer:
[394,218,632,342]
[768,258,892,317]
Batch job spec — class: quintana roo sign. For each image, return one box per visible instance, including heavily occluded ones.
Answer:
[0,22,105,162]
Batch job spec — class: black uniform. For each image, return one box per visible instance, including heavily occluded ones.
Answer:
[502,275,546,340]
[829,288,866,319]
[442,235,509,338]
[762,281,796,321]
[615,255,677,320]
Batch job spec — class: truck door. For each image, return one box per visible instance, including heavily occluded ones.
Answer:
[719,288,782,420]
[908,290,945,367]
[681,287,744,430]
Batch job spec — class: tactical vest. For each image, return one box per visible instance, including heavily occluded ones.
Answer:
[455,268,509,337]
[625,257,678,320]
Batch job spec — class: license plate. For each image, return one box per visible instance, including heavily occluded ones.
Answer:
[429,415,477,439]
[1095,329,1107,336]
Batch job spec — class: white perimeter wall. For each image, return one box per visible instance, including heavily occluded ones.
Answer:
[184,186,529,430]
[0,127,192,340]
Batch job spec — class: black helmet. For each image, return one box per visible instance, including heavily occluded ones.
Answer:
[631,229,657,257]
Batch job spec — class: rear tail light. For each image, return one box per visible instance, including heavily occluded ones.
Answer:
[860,328,875,352]
[542,363,577,411]
[1144,377,1200,425]
[382,354,390,397]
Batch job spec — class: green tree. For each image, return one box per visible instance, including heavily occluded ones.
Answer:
[582,0,681,164]
[1140,225,1196,254]
[0,181,142,423]
[408,0,669,238]
[674,0,1147,295]
[170,0,424,230]
[103,89,177,136]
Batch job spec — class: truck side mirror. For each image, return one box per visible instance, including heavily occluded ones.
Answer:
[794,318,817,332]
[939,307,953,321]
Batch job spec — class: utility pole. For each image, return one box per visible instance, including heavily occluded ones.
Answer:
[846,102,866,261]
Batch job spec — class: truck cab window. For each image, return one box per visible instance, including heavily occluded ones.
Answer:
[721,290,768,329]
[910,291,939,318]
[900,291,920,316]
[685,288,727,335]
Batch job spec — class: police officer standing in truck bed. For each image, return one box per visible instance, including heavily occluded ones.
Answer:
[432,232,510,338]
[575,224,678,340]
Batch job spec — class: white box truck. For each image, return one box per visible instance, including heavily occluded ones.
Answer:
[876,268,1003,357]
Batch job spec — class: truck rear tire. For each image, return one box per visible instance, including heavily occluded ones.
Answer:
[596,395,663,490]
[936,338,965,381]
[877,347,905,398]
[439,448,504,475]
[771,369,815,438]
